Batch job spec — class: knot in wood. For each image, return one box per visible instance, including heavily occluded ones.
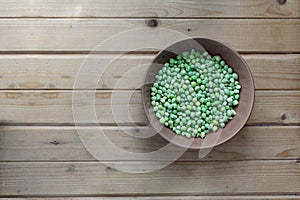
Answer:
[277,0,287,5]
[146,19,159,28]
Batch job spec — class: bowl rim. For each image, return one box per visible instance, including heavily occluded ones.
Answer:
[141,37,255,149]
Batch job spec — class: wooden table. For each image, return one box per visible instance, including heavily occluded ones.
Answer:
[0,1,299,199]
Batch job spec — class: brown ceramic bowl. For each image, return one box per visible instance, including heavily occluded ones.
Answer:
[142,38,255,149]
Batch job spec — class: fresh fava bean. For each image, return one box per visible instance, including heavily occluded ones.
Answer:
[151,50,241,138]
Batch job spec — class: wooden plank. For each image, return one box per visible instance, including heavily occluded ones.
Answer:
[0,19,299,52]
[0,90,298,125]
[0,161,299,196]
[3,196,300,200]
[0,0,299,18]
[0,54,299,90]
[246,54,300,90]
[0,126,299,161]
[249,91,300,125]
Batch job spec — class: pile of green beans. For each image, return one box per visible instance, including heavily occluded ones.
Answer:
[150,50,241,138]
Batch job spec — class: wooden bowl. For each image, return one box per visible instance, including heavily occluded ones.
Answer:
[142,38,255,149]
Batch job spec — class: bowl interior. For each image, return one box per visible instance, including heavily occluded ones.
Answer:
[142,38,255,149]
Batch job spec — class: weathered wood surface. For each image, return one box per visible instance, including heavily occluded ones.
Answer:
[0,54,299,90]
[0,126,299,161]
[3,197,300,200]
[0,161,299,196]
[0,0,299,18]
[0,90,298,125]
[0,19,299,52]
[0,1,299,198]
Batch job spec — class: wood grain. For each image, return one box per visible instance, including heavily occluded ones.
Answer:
[0,90,298,125]
[0,126,299,161]
[0,161,299,196]
[0,54,299,90]
[0,0,299,18]
[4,196,300,200]
[1,1,298,198]
[0,19,299,52]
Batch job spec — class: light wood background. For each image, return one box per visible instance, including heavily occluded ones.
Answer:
[0,0,299,199]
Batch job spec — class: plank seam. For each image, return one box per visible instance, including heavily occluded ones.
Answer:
[0,193,299,198]
[0,159,299,163]
[0,51,300,54]
[0,17,299,19]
